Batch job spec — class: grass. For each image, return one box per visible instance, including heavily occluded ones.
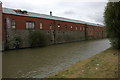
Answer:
[47,48,119,78]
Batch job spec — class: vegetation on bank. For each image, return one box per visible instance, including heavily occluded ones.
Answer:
[29,31,47,47]
[104,1,120,49]
[14,36,22,49]
[47,48,119,78]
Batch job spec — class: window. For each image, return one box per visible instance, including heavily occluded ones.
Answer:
[11,19,16,29]
[58,24,60,28]
[76,27,78,30]
[65,24,67,29]
[80,27,81,31]
[50,24,52,30]
[71,26,73,31]
[58,24,60,30]
[40,23,43,29]
[26,21,35,29]
[83,27,85,31]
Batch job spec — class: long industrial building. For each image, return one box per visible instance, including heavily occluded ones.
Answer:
[0,2,106,51]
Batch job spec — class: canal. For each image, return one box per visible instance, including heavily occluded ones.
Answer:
[2,39,110,78]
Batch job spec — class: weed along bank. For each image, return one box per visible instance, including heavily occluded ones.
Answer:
[0,2,106,51]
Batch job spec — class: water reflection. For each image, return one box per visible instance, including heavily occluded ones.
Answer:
[0,51,2,79]
[3,39,110,78]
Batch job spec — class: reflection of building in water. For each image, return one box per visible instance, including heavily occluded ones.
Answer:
[0,52,2,79]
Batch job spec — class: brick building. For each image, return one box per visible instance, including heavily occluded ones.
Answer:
[0,1,2,51]
[0,3,106,51]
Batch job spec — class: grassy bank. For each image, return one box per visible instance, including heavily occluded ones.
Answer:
[47,48,119,78]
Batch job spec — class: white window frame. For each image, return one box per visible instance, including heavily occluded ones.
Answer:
[26,21,35,29]
[58,24,60,28]
[40,23,43,29]
[76,27,78,30]
[26,22,29,29]
[50,25,52,30]
[11,19,16,29]
[58,24,61,30]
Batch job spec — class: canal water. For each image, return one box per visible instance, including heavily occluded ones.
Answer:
[2,39,110,78]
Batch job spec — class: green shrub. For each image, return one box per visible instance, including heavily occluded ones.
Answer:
[29,31,47,47]
[104,2,120,49]
[109,38,120,49]
[14,36,22,49]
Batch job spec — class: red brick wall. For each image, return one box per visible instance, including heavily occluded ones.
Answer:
[0,2,2,41]
[3,14,86,31]
[3,13,105,40]
[86,25,105,39]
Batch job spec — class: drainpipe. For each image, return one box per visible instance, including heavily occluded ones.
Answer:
[84,24,87,40]
[53,20,56,44]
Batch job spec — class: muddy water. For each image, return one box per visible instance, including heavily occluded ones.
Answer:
[0,52,2,79]
[2,39,110,78]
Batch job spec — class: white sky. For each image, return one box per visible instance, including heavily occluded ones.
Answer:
[0,0,109,25]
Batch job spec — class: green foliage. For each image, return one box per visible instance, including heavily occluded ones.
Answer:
[14,36,22,49]
[29,31,47,47]
[104,1,120,49]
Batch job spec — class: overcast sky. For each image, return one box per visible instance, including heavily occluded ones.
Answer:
[1,0,109,25]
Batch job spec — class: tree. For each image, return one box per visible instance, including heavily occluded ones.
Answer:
[29,31,47,47]
[104,1,120,49]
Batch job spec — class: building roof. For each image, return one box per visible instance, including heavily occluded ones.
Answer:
[3,8,103,27]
